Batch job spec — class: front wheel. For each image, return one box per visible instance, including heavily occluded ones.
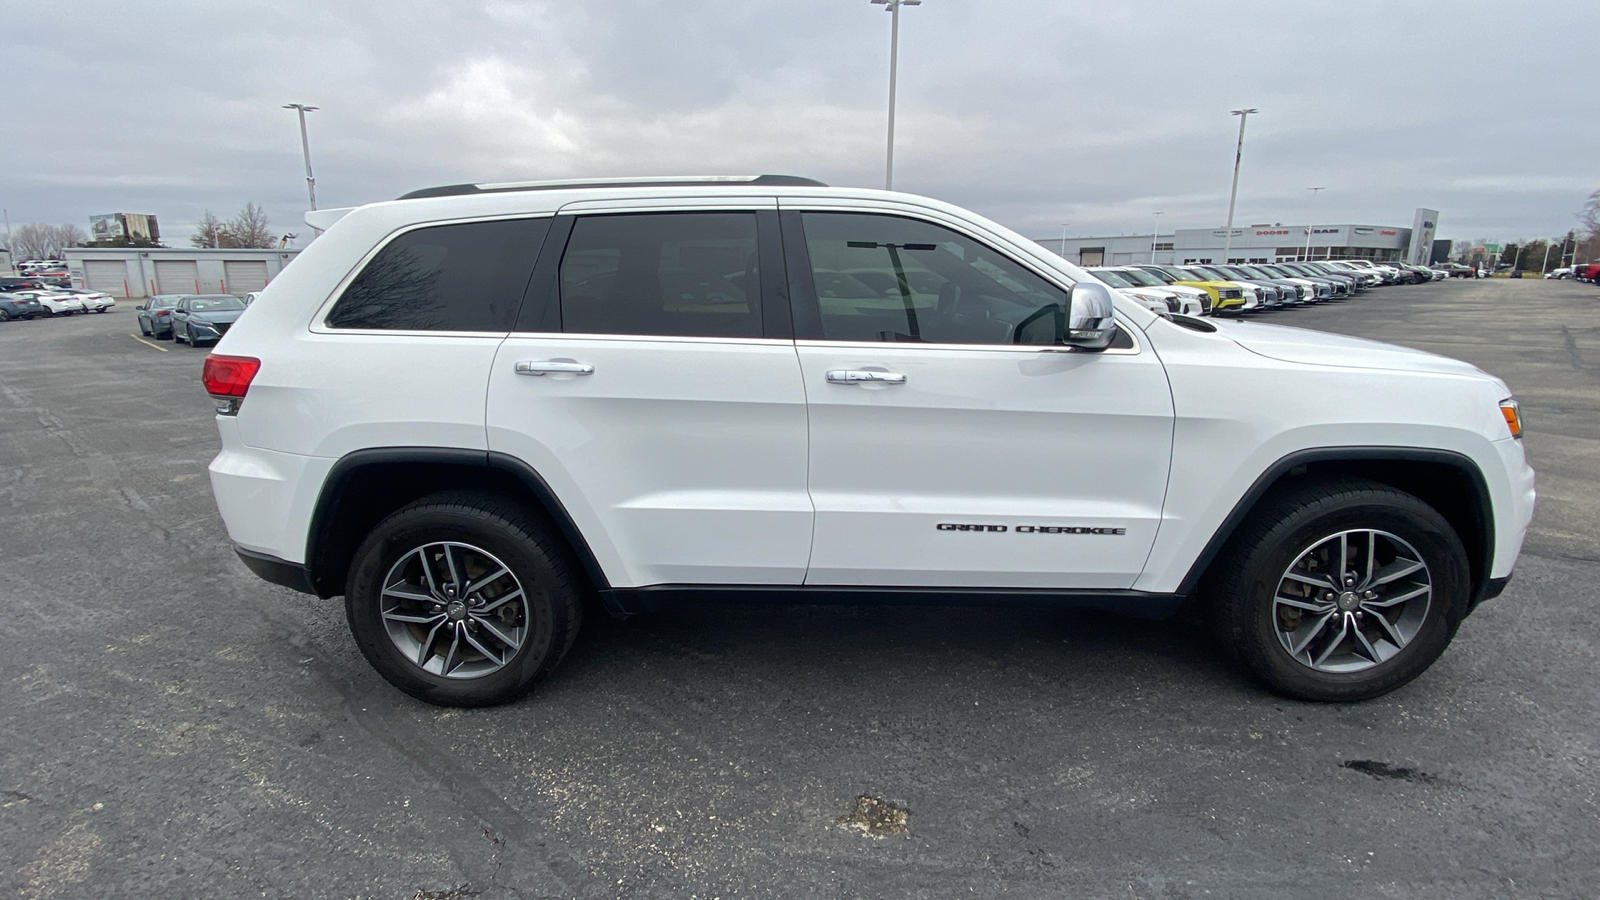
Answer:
[345,491,584,707]
[1209,478,1469,702]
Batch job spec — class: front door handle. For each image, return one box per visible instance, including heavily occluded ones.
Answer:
[826,369,906,385]
[514,360,594,376]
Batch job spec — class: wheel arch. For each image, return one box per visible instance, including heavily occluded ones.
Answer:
[1181,447,1495,607]
[303,448,611,605]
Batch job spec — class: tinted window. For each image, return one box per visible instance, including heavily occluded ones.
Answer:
[799,212,1066,345]
[326,217,550,331]
[558,213,761,338]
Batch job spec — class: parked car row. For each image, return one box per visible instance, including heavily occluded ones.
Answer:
[0,287,115,321]
[14,260,71,287]
[1082,258,1438,317]
[136,293,249,347]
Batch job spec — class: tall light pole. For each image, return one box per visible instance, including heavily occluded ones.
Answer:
[870,0,921,191]
[1303,186,1324,261]
[1150,212,1164,262]
[283,103,320,211]
[1222,107,1258,263]
[1540,237,1555,274]
[1060,223,1070,257]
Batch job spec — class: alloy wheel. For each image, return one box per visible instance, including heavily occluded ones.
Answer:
[379,541,530,679]
[1272,529,1432,674]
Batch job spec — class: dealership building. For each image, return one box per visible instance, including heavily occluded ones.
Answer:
[62,247,300,299]
[1043,208,1443,268]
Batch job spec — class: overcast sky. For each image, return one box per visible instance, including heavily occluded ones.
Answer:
[3,0,1596,250]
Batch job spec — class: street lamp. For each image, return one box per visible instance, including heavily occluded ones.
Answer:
[1222,107,1258,263]
[1150,212,1164,263]
[283,103,320,211]
[870,0,921,191]
[1060,223,1070,258]
[1303,186,1324,261]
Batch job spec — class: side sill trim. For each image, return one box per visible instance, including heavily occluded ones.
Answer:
[235,545,317,596]
[601,584,1184,619]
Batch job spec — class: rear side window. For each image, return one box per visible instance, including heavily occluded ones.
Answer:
[326,217,551,331]
[559,212,762,338]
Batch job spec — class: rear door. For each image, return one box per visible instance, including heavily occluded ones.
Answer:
[486,201,812,589]
[783,205,1175,589]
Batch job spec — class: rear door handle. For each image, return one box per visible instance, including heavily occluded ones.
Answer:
[826,369,906,385]
[514,360,594,376]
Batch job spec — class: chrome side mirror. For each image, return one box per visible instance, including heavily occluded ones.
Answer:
[1063,281,1116,351]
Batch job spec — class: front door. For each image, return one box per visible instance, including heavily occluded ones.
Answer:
[784,208,1175,589]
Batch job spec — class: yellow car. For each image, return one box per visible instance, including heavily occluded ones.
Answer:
[1132,264,1249,312]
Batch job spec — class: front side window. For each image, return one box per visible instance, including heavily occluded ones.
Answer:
[559,212,761,338]
[798,212,1066,345]
[326,217,550,331]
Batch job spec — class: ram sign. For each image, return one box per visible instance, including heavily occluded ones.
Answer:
[1407,209,1439,266]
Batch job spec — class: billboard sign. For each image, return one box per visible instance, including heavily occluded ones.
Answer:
[88,213,160,244]
[1407,209,1439,265]
[90,214,125,242]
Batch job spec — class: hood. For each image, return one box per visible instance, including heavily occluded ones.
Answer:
[190,309,245,325]
[1217,319,1489,378]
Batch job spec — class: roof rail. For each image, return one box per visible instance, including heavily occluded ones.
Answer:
[396,174,827,201]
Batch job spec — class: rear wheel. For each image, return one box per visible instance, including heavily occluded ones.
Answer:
[1209,478,1469,701]
[0,310,10,322]
[345,491,585,707]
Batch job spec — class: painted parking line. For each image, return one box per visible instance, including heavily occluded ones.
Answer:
[130,333,169,352]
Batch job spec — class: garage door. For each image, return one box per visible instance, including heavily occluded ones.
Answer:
[222,260,269,295]
[154,260,199,294]
[84,259,130,295]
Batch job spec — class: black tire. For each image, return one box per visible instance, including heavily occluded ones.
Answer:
[345,491,585,707]
[1208,477,1469,702]
[0,310,9,322]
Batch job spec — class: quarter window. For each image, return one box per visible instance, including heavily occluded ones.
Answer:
[326,218,550,331]
[559,212,762,338]
[798,212,1067,345]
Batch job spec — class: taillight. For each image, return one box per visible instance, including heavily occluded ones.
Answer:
[156,310,170,317]
[203,355,260,416]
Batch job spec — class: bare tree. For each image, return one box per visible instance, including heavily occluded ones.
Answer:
[11,223,55,258]
[10,223,85,259]
[191,211,232,249]
[57,223,87,249]
[228,202,275,249]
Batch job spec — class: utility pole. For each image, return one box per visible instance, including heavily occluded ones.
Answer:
[283,103,320,210]
[871,0,921,191]
[1222,108,1258,263]
[1540,238,1555,274]
[1303,187,1324,261]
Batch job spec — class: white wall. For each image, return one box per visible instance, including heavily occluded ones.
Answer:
[63,248,300,298]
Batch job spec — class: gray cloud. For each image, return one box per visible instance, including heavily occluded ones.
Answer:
[2,0,1596,250]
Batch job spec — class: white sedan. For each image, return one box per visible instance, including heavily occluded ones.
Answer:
[54,288,117,312]
[8,290,86,316]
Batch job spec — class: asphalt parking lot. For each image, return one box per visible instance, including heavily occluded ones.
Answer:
[2,281,1597,899]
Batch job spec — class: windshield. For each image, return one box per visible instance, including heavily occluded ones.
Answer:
[1090,269,1135,288]
[1175,268,1215,281]
[1116,268,1165,287]
[1189,266,1230,281]
[189,296,246,312]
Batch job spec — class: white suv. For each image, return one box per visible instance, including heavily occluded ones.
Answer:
[205,175,1535,707]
